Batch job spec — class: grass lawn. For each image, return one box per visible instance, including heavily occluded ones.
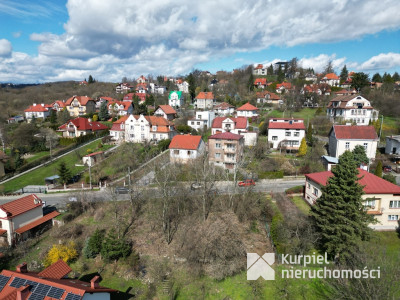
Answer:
[25,151,50,163]
[290,196,311,215]
[1,139,104,193]
[372,231,400,256]
[267,108,317,121]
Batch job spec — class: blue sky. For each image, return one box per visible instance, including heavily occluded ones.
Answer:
[0,0,399,83]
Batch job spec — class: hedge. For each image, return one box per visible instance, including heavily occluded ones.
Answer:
[285,185,305,195]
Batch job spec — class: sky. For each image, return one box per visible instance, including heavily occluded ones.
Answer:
[0,0,399,83]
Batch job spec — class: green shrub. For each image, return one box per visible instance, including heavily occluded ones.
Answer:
[285,185,304,194]
[83,229,105,258]
[258,170,284,179]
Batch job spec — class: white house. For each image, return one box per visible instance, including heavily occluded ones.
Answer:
[267,118,306,150]
[385,135,400,155]
[110,115,128,142]
[154,105,177,121]
[214,102,235,116]
[328,125,378,160]
[176,80,189,93]
[115,82,134,93]
[320,73,340,86]
[211,116,257,146]
[168,91,184,107]
[24,103,52,122]
[305,169,400,230]
[326,94,379,125]
[149,83,167,94]
[169,134,205,164]
[236,102,259,118]
[253,64,267,76]
[194,92,215,110]
[187,111,215,131]
[108,101,133,116]
[83,151,104,166]
[124,114,176,143]
[0,194,60,246]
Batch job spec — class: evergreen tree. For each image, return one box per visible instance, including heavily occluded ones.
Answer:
[306,122,313,145]
[352,145,369,167]
[351,72,369,91]
[372,73,382,83]
[267,64,274,76]
[247,72,254,92]
[310,151,374,264]
[101,229,132,261]
[324,60,334,74]
[88,75,94,84]
[145,94,155,106]
[393,72,400,82]
[49,109,57,124]
[186,72,196,101]
[98,101,109,121]
[375,160,383,177]
[58,108,71,124]
[277,65,285,82]
[84,229,105,258]
[297,137,307,157]
[339,65,348,83]
[58,161,72,184]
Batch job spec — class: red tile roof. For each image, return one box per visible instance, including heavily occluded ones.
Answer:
[84,151,104,157]
[306,169,400,194]
[169,135,203,150]
[157,105,177,115]
[109,101,132,111]
[113,115,129,124]
[0,229,7,235]
[0,194,42,218]
[237,102,259,111]
[254,78,267,85]
[212,117,248,129]
[324,73,339,80]
[51,100,65,108]
[15,211,60,234]
[58,117,108,132]
[38,259,72,279]
[195,92,215,100]
[65,95,94,106]
[24,104,50,112]
[276,82,292,89]
[332,125,378,140]
[254,64,263,69]
[268,119,306,130]
[209,132,243,140]
[123,93,134,101]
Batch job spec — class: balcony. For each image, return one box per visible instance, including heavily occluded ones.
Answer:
[224,146,236,153]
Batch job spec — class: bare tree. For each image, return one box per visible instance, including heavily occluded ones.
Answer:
[39,127,59,158]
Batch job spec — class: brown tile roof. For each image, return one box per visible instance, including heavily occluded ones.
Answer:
[327,94,363,108]
[324,73,339,80]
[195,92,215,100]
[331,125,378,140]
[237,102,259,111]
[157,105,177,115]
[65,95,94,106]
[169,135,203,150]
[0,194,42,218]
[38,259,72,279]
[24,104,50,112]
[212,117,248,129]
[254,78,267,85]
[59,118,108,132]
[268,119,306,130]
[14,211,60,234]
[209,132,243,140]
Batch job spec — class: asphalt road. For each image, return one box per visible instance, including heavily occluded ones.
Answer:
[0,178,305,207]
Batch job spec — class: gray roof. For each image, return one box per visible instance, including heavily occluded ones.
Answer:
[321,156,339,164]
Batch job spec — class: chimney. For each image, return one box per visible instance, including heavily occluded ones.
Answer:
[17,285,30,300]
[90,275,100,289]
[33,103,36,106]
[16,262,28,273]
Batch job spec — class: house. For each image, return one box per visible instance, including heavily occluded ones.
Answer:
[254,78,267,89]
[116,82,134,93]
[136,75,147,84]
[208,132,244,170]
[211,117,257,146]
[7,115,24,124]
[108,101,133,116]
[328,125,378,160]
[79,80,88,85]
[194,92,215,110]
[58,117,108,138]
[253,64,267,76]
[110,115,129,142]
[168,91,184,107]
[0,194,60,246]
[154,105,177,121]
[65,95,96,117]
[0,261,116,299]
[124,114,176,143]
[169,135,205,164]
[214,102,235,116]
[320,73,340,86]
[149,82,167,94]
[268,118,306,150]
[385,135,400,155]
[187,111,216,131]
[304,169,400,230]
[321,155,339,171]
[83,151,104,166]
[256,91,282,105]
[236,102,259,118]
[334,89,358,96]
[276,82,292,94]
[50,100,66,112]
[326,94,379,125]
[305,73,318,83]
[177,80,189,93]
[96,96,119,110]
[24,103,52,122]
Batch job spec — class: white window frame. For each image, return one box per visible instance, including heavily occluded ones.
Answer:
[388,215,399,221]
[389,201,400,208]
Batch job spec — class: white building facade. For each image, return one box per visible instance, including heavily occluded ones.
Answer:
[268,118,306,150]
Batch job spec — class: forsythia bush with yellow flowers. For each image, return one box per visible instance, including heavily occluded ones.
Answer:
[44,241,78,267]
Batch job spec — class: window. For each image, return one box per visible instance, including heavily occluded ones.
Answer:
[272,136,278,141]
[285,131,291,137]
[389,201,400,208]
[141,125,144,131]
[191,121,195,125]
[307,183,310,189]
[130,125,134,129]
[313,187,318,196]
[152,126,157,131]
[197,122,200,125]
[216,143,221,148]
[388,215,399,221]
[215,153,221,159]
[363,143,368,150]
[294,132,300,137]
[227,143,235,149]
[141,134,145,139]
[174,150,179,155]
[345,142,350,149]
[187,150,192,156]
[130,134,134,138]
[153,134,156,139]
[364,198,376,208]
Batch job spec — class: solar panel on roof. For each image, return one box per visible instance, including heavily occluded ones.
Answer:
[25,280,39,289]
[34,283,51,296]
[0,275,10,292]
[65,292,82,300]
[47,286,65,299]
[9,277,27,288]
[28,293,45,300]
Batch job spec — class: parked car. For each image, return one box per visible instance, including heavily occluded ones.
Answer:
[383,165,392,172]
[68,197,77,202]
[238,179,256,187]
[191,182,202,190]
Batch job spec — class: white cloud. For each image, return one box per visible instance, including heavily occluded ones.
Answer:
[0,39,12,57]
[357,53,400,71]
[1,0,400,82]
